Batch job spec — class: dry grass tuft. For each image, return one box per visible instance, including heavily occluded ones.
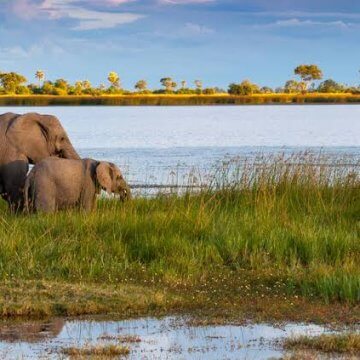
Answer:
[61,344,130,358]
[284,333,360,355]
[98,334,141,343]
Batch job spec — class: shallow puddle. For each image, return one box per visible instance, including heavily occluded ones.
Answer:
[0,316,354,359]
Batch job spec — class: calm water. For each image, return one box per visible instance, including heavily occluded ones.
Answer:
[0,316,353,359]
[2,106,359,188]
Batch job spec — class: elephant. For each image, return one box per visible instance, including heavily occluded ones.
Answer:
[0,112,80,212]
[24,158,131,213]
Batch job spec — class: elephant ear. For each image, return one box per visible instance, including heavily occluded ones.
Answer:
[96,162,113,194]
[5,113,51,163]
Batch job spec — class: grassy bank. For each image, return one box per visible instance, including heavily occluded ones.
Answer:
[0,93,360,106]
[0,154,359,320]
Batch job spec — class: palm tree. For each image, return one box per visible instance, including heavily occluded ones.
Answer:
[35,70,45,87]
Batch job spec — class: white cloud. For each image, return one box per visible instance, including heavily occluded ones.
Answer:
[11,0,144,30]
[254,18,355,30]
[240,11,360,20]
[184,22,214,35]
[68,9,144,30]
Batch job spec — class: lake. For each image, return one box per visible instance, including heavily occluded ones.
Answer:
[1,105,359,190]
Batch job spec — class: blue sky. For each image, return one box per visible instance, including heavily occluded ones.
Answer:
[0,0,359,89]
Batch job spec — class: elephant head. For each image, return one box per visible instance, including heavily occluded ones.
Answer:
[96,162,131,200]
[5,113,80,163]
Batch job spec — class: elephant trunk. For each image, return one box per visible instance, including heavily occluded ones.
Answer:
[119,182,132,201]
[61,143,80,160]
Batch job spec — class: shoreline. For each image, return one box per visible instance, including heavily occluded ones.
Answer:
[1,94,360,106]
[1,279,358,325]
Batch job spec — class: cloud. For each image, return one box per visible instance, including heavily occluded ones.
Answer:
[255,18,355,29]
[10,0,144,30]
[244,11,360,20]
[184,22,214,35]
[159,0,215,4]
[10,0,39,20]
[0,42,64,61]
[68,9,145,30]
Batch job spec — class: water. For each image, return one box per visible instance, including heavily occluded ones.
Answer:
[1,105,359,189]
[0,316,353,359]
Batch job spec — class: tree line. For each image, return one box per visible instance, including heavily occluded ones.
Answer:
[0,65,359,96]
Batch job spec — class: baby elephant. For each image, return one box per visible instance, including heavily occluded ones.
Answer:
[24,158,131,213]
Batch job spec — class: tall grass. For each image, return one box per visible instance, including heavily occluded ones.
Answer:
[0,93,360,106]
[0,153,358,302]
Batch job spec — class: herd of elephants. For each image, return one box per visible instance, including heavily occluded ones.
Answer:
[0,112,131,214]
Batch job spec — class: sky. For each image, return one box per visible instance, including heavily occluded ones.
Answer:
[0,0,360,89]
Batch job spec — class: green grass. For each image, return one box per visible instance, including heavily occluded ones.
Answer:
[284,333,360,355]
[0,93,360,106]
[0,153,359,314]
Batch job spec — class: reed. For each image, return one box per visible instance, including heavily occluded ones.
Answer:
[0,153,358,303]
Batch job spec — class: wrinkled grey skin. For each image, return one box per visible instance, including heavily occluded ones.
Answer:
[0,112,80,212]
[25,158,131,213]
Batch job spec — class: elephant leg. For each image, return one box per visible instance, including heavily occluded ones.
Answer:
[81,196,95,212]
[33,180,57,213]
[2,160,29,213]
[35,192,56,213]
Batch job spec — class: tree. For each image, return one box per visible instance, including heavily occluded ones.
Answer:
[181,80,186,89]
[160,77,177,92]
[41,81,55,95]
[53,78,69,95]
[194,80,203,94]
[0,72,27,94]
[203,87,216,95]
[228,80,259,95]
[54,78,69,90]
[284,80,301,93]
[82,80,91,90]
[260,86,273,94]
[73,81,83,95]
[294,64,323,92]
[108,71,120,88]
[35,70,45,87]
[317,79,344,93]
[135,80,148,92]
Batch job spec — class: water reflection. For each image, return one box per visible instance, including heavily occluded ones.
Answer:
[0,319,64,343]
[0,316,354,359]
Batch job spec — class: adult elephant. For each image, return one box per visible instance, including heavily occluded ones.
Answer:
[0,112,80,212]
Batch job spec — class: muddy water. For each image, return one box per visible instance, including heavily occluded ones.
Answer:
[0,316,353,359]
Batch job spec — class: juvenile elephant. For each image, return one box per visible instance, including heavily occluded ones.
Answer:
[0,112,80,212]
[24,158,131,213]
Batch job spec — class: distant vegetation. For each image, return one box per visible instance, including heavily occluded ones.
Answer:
[1,93,360,106]
[0,64,359,97]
